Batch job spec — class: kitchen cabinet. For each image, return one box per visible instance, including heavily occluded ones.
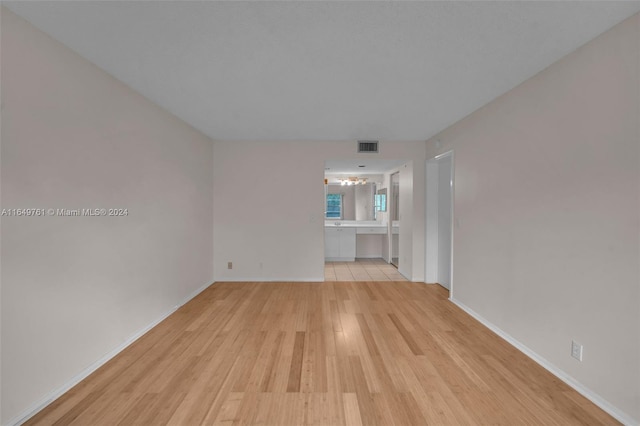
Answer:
[324,227,356,261]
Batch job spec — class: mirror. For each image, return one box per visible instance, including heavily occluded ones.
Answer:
[390,171,400,266]
[324,158,407,223]
[325,182,376,220]
[375,188,387,212]
[391,173,400,222]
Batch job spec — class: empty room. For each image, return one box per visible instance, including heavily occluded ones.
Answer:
[1,1,639,425]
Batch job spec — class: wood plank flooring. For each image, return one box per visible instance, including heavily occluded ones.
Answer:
[25,282,617,425]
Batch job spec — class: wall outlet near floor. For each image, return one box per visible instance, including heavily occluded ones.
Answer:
[227,261,233,270]
[571,340,583,361]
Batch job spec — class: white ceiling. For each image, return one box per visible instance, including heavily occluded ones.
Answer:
[325,159,406,175]
[5,1,640,142]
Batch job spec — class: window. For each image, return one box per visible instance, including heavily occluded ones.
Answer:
[326,193,342,219]
[374,193,387,212]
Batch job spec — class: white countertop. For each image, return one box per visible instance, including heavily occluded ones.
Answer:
[324,221,387,228]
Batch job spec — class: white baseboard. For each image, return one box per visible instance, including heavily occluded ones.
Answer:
[7,280,214,426]
[450,297,638,426]
[216,277,325,282]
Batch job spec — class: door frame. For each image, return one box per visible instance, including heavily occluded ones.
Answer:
[425,150,455,298]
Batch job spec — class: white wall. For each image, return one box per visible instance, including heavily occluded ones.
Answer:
[397,164,412,277]
[213,141,425,282]
[437,155,452,289]
[425,161,439,283]
[390,161,426,281]
[426,14,639,423]
[0,9,214,425]
[355,235,384,258]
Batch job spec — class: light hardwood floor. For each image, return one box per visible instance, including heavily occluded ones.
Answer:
[26,282,617,425]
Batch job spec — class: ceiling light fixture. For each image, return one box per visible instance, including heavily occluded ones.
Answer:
[339,177,368,186]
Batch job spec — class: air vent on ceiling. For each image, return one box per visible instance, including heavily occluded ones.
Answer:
[357,140,379,153]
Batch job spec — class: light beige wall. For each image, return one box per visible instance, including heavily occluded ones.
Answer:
[398,161,425,280]
[426,14,639,422]
[213,141,425,282]
[0,9,214,424]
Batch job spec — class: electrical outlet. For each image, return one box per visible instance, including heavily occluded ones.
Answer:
[227,262,233,270]
[571,340,583,361]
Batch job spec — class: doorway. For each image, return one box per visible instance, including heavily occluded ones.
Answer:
[425,152,454,292]
[322,159,408,278]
